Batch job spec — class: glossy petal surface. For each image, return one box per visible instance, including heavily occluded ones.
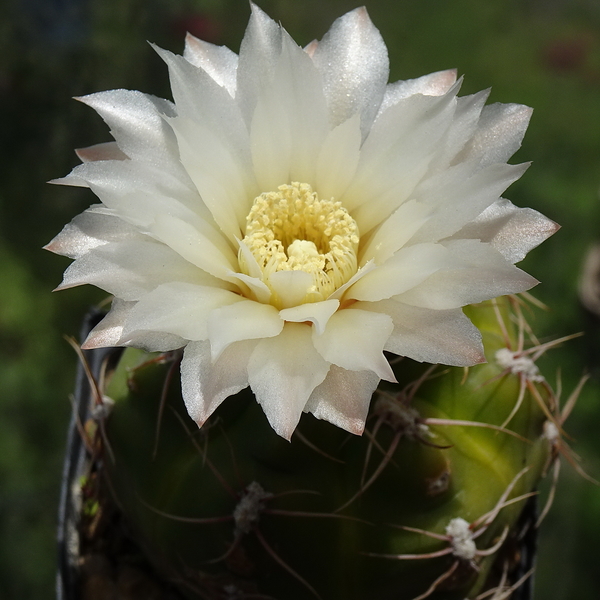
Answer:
[48,4,554,438]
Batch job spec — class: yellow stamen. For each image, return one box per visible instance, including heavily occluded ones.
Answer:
[239,182,359,303]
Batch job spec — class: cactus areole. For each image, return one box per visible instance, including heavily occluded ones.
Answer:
[49,4,565,599]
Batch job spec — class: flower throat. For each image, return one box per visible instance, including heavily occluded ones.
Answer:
[240,182,359,302]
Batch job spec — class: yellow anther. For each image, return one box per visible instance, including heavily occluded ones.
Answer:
[239,182,359,303]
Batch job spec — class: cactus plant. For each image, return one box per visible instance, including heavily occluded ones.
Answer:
[48,4,586,599]
[57,293,582,600]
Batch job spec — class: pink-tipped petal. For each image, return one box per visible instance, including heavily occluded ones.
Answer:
[247,323,330,440]
[312,7,389,136]
[304,366,380,435]
[181,339,255,426]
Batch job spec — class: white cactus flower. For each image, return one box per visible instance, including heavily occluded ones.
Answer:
[47,4,557,440]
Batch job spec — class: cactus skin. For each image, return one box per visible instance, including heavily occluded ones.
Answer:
[96,296,551,600]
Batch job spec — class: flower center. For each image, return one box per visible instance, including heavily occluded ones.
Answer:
[240,182,359,302]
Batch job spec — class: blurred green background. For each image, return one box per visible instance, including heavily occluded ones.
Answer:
[2,0,600,597]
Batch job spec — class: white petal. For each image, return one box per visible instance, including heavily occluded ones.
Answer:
[181,339,255,426]
[49,173,88,188]
[312,308,395,381]
[350,84,459,199]
[82,299,186,351]
[425,90,490,175]
[119,282,241,342]
[304,39,318,57]
[183,33,238,96]
[249,84,292,190]
[268,270,314,309]
[56,239,210,300]
[345,87,460,230]
[456,102,533,167]
[450,198,559,263]
[76,90,180,168]
[151,214,238,282]
[247,323,330,440]
[315,113,362,201]
[58,159,208,229]
[154,45,250,164]
[279,299,340,335]
[250,31,329,190]
[411,161,529,243]
[227,270,272,304]
[82,299,133,349]
[169,115,254,241]
[312,7,389,136]
[75,142,128,162]
[360,300,485,366]
[329,260,377,301]
[304,366,380,435]
[237,238,264,279]
[379,69,458,113]
[45,206,139,259]
[280,32,330,183]
[119,331,187,353]
[236,3,283,125]
[207,300,283,360]
[233,240,273,303]
[154,47,255,223]
[358,199,431,265]
[347,243,450,302]
[395,240,538,309]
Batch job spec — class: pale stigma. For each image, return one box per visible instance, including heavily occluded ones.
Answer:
[239,182,359,304]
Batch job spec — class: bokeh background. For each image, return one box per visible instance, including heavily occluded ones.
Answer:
[2,0,600,597]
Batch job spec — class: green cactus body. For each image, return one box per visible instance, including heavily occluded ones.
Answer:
[96,296,551,600]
